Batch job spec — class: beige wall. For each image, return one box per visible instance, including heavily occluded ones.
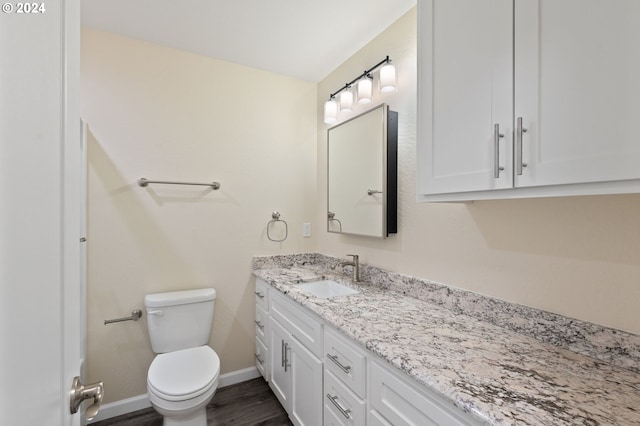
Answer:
[316,8,640,335]
[81,28,317,403]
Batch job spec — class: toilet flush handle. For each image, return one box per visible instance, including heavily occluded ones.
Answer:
[147,309,164,317]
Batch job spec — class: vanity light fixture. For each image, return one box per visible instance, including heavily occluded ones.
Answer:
[323,55,396,124]
[357,77,373,104]
[339,88,354,112]
[379,62,397,93]
[324,96,338,124]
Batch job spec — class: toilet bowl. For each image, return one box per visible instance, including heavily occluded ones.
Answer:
[147,346,220,426]
[144,288,220,426]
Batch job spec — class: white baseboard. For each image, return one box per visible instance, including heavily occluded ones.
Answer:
[88,366,261,423]
[87,394,151,424]
[218,365,261,388]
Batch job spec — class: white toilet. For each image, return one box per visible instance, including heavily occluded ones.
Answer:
[144,288,221,426]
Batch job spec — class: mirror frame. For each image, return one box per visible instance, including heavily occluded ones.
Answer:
[327,103,398,238]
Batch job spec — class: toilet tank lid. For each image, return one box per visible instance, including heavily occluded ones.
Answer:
[145,288,216,308]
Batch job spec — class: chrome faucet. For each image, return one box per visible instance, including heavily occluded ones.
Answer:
[335,254,360,282]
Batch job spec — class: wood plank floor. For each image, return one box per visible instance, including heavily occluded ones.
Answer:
[91,378,293,426]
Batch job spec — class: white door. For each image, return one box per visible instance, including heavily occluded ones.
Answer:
[515,0,640,188]
[0,0,86,425]
[417,0,513,195]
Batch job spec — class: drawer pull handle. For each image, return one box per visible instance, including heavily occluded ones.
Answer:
[327,394,351,419]
[255,353,264,365]
[254,320,264,330]
[255,291,265,299]
[327,354,352,374]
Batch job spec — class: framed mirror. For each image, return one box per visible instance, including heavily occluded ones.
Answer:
[327,103,397,238]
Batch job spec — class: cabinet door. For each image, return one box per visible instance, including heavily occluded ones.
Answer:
[515,0,640,188]
[290,336,323,426]
[418,0,513,195]
[269,317,291,411]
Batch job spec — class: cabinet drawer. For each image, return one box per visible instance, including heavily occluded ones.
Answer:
[324,327,366,398]
[255,278,269,309]
[369,360,476,426]
[270,289,323,357]
[255,336,268,380]
[255,303,268,341]
[325,404,351,426]
[324,370,365,426]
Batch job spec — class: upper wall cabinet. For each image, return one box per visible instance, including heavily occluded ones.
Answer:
[417,0,640,201]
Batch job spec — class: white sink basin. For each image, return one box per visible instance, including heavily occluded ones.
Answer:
[297,280,359,298]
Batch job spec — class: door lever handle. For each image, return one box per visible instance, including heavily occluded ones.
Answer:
[70,376,104,421]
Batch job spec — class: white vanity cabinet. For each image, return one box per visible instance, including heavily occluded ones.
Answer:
[254,278,270,380]
[324,326,479,426]
[417,0,640,201]
[268,289,323,426]
[255,279,481,426]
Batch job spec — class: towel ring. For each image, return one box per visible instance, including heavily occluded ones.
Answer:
[267,211,288,242]
[328,211,343,232]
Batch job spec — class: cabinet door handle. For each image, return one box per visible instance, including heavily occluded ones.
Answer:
[255,291,265,299]
[255,353,264,365]
[326,394,352,419]
[284,342,290,372]
[327,354,352,374]
[516,117,528,175]
[254,320,264,330]
[493,123,505,178]
[281,340,286,368]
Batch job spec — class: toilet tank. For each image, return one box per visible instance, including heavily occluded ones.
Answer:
[144,288,216,353]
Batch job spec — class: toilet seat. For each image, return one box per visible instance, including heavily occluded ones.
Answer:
[148,346,220,402]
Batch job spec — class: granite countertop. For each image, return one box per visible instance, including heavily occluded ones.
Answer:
[253,255,640,426]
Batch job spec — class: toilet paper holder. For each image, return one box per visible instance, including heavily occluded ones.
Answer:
[104,309,142,325]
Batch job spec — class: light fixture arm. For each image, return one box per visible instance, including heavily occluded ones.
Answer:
[328,56,391,100]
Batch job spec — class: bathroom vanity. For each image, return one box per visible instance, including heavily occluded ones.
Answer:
[255,277,474,425]
[253,254,640,425]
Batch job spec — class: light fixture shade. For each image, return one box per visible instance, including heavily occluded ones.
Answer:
[339,89,354,112]
[379,63,397,93]
[324,99,338,124]
[357,78,373,104]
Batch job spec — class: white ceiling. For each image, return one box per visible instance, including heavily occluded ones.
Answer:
[81,0,416,82]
